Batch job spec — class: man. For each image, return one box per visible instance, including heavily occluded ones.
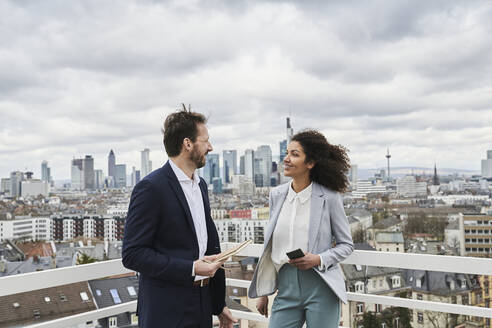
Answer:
[122,107,237,328]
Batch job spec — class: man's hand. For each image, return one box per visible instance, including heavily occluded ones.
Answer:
[194,255,225,277]
[218,306,238,328]
[288,252,321,270]
[256,295,269,318]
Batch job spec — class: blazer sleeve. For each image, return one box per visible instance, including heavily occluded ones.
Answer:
[122,179,194,286]
[319,192,354,269]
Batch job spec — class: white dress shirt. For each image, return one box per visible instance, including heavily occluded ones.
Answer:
[271,182,313,272]
[169,159,208,281]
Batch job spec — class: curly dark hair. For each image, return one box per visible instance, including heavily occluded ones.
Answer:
[162,104,207,157]
[291,129,350,193]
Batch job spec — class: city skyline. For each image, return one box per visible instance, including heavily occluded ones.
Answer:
[2,1,492,179]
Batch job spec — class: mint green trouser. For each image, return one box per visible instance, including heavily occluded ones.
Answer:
[269,264,340,328]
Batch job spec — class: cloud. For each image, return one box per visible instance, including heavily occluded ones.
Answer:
[1,0,491,180]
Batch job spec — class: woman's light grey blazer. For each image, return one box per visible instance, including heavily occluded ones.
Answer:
[248,181,354,303]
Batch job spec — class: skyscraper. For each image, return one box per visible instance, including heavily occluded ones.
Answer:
[83,155,95,190]
[141,148,152,178]
[71,156,95,190]
[255,145,272,187]
[222,150,237,184]
[286,117,293,143]
[71,158,84,190]
[9,171,24,198]
[108,150,116,180]
[41,160,51,182]
[279,140,287,163]
[239,155,245,175]
[131,166,141,187]
[115,164,127,188]
[203,154,220,184]
[94,169,104,189]
[244,149,255,182]
[481,150,492,178]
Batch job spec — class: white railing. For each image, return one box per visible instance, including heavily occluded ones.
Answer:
[1,243,491,328]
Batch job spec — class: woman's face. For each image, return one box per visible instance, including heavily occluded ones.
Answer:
[283,141,314,178]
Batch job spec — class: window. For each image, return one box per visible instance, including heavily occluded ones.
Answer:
[375,304,381,313]
[381,323,386,328]
[109,316,117,328]
[355,281,364,293]
[44,296,51,303]
[462,294,469,305]
[127,286,137,297]
[33,309,40,319]
[80,292,89,302]
[392,276,401,288]
[417,312,424,323]
[131,313,138,324]
[373,280,377,288]
[417,294,423,300]
[357,302,364,314]
[13,302,20,308]
[416,278,422,288]
[59,293,67,302]
[109,289,122,304]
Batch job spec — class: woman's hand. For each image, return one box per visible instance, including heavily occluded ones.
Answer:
[289,252,321,270]
[256,296,269,318]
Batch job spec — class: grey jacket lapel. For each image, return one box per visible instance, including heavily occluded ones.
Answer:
[308,182,325,252]
[263,183,289,249]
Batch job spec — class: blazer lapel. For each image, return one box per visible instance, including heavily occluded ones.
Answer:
[263,183,289,248]
[165,163,199,247]
[308,182,325,252]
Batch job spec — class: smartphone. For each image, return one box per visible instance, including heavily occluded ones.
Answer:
[286,248,305,260]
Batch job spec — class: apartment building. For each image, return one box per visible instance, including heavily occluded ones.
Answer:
[0,216,51,242]
[461,214,492,257]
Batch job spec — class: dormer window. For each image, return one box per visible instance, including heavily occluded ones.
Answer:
[450,280,455,290]
[461,279,466,289]
[416,278,422,288]
[355,281,364,293]
[392,276,401,288]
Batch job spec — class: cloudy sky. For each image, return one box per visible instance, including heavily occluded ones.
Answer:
[1,0,492,180]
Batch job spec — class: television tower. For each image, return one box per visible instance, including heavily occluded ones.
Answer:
[386,148,391,181]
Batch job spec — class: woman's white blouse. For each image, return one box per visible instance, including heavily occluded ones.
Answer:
[271,182,312,272]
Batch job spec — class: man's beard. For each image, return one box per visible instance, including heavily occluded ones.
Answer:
[190,148,206,169]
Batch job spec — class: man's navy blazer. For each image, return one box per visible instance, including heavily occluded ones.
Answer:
[122,161,225,328]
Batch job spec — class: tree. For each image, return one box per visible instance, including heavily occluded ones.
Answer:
[76,252,97,265]
[352,225,366,243]
[403,212,447,240]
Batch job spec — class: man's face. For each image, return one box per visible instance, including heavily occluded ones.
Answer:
[190,123,213,169]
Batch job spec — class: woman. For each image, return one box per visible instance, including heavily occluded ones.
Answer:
[248,130,353,328]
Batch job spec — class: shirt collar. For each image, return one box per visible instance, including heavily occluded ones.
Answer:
[169,159,200,184]
[286,181,312,204]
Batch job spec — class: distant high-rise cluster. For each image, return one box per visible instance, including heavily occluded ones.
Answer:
[1,117,301,195]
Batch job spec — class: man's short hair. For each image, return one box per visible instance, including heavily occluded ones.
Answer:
[162,106,207,157]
